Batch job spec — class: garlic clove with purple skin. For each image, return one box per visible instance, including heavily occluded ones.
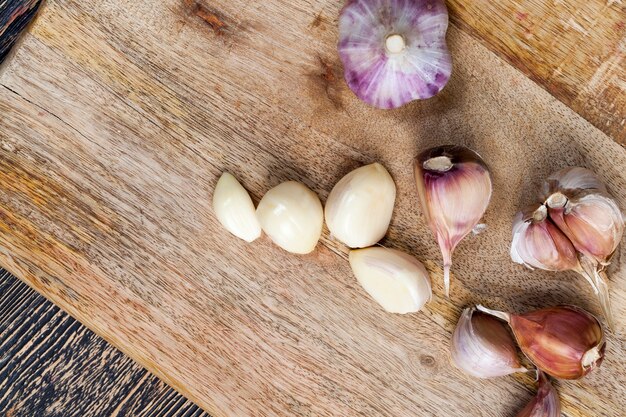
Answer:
[338,0,452,109]
[546,189,623,328]
[515,371,560,417]
[451,307,527,379]
[414,145,492,297]
[477,305,605,380]
[510,204,580,272]
[546,191,623,266]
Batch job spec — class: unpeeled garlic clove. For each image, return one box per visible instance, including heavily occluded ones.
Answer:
[256,181,323,254]
[477,305,605,380]
[451,307,526,378]
[546,191,623,267]
[325,163,396,248]
[515,371,560,417]
[510,204,579,272]
[212,172,262,242]
[544,168,623,328]
[414,145,492,297]
[348,247,431,314]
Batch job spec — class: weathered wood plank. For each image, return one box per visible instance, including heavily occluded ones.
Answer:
[0,0,625,416]
[447,0,626,143]
[0,268,209,417]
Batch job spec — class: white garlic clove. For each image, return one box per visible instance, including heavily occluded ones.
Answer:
[414,145,492,297]
[515,371,561,417]
[348,246,431,314]
[212,172,262,243]
[451,307,527,379]
[510,204,580,272]
[256,181,323,254]
[325,163,396,248]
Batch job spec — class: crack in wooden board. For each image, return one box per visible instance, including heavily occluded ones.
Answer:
[0,0,625,416]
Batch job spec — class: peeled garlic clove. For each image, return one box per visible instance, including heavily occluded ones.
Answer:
[338,0,452,109]
[349,247,431,314]
[477,305,605,380]
[325,163,396,248]
[451,307,526,378]
[515,371,560,417]
[256,181,323,254]
[510,204,579,272]
[414,145,492,297]
[212,172,262,242]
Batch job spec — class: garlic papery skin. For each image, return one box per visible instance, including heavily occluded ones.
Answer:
[546,192,623,267]
[542,166,607,198]
[451,307,526,378]
[256,181,323,254]
[212,172,262,243]
[338,0,452,109]
[477,305,605,380]
[546,190,623,328]
[510,204,580,272]
[515,371,560,417]
[414,145,492,297]
[325,163,396,248]
[348,247,431,314]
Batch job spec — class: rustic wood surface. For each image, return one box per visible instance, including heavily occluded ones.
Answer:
[0,0,625,416]
[447,0,626,144]
[0,268,209,417]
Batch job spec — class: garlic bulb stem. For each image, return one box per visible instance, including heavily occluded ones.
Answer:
[578,256,614,330]
[385,34,405,54]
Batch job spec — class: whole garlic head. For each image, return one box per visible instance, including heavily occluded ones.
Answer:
[256,181,323,254]
[212,172,262,242]
[349,246,431,314]
[325,163,396,248]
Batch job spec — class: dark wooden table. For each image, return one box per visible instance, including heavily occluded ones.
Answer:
[0,268,209,417]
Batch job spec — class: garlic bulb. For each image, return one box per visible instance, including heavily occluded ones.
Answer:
[212,172,262,242]
[325,163,396,248]
[338,0,452,109]
[515,371,560,417]
[510,204,579,272]
[451,307,526,378]
[544,167,624,328]
[349,246,431,314]
[477,305,605,380]
[256,181,323,254]
[414,145,492,297]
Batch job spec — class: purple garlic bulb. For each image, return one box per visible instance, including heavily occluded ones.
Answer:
[338,0,452,109]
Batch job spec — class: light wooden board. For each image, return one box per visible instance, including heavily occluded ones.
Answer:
[0,0,625,416]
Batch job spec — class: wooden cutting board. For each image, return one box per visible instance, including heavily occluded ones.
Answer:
[1,1,625,416]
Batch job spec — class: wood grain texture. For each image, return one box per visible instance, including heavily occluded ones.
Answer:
[0,0,43,66]
[448,0,626,144]
[0,269,209,417]
[0,0,625,416]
